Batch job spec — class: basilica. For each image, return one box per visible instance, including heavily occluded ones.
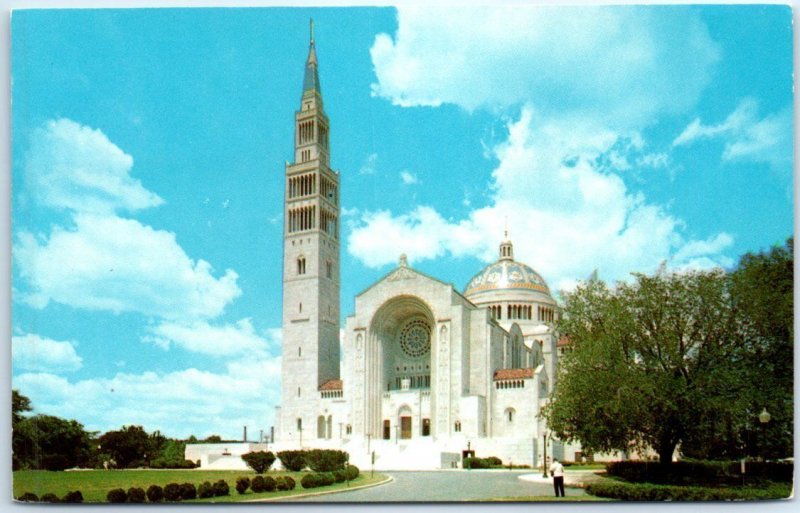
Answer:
[272,26,574,470]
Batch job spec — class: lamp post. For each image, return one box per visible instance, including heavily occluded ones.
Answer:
[758,407,771,461]
[542,432,549,478]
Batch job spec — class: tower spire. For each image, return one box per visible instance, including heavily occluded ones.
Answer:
[499,226,514,261]
[303,18,319,91]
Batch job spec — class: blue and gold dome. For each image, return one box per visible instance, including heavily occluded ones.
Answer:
[464,235,551,298]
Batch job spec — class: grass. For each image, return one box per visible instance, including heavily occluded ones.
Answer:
[483,495,611,502]
[13,469,388,503]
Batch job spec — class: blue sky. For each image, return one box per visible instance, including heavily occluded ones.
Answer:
[10,6,793,439]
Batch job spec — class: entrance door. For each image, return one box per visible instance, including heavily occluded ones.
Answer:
[400,416,412,439]
[383,420,390,440]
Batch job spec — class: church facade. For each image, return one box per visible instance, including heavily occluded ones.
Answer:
[273,27,573,470]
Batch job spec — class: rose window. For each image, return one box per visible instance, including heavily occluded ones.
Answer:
[399,319,431,357]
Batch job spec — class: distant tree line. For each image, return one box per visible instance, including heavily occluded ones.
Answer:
[12,390,226,471]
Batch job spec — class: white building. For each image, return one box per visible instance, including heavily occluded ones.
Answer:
[272,25,576,470]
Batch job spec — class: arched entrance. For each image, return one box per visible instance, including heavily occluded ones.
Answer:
[366,296,435,439]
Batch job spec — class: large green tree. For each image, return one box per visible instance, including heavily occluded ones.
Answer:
[13,414,95,470]
[97,425,152,468]
[543,267,753,465]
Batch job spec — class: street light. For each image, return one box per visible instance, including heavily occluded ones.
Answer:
[542,432,549,478]
[759,407,771,461]
[759,408,771,425]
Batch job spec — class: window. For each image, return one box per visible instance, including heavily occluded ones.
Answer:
[298,346,302,357]
[507,409,515,422]
[326,261,332,278]
[383,420,391,440]
[299,302,303,313]
[317,416,326,439]
[297,418,302,431]
[297,387,301,397]
[297,257,306,275]
[422,418,430,436]
[454,420,462,433]
[346,424,352,435]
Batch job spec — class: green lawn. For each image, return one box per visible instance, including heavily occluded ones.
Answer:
[13,469,388,503]
[483,495,611,502]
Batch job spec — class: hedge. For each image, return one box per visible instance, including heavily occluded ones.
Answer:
[62,490,84,503]
[127,487,146,503]
[585,480,793,501]
[278,450,307,471]
[146,484,164,503]
[198,481,214,499]
[464,456,504,469]
[606,460,794,486]
[242,451,277,473]
[345,464,360,480]
[163,482,182,501]
[263,476,277,492]
[236,477,251,494]
[17,492,38,502]
[106,488,127,503]
[40,492,60,503]
[306,449,348,472]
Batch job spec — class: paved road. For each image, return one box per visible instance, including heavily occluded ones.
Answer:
[290,471,588,502]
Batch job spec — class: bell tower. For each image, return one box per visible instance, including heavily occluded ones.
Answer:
[279,19,341,442]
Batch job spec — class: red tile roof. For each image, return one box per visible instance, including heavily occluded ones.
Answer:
[319,379,343,391]
[493,368,533,380]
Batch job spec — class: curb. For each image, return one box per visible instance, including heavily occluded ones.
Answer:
[244,475,394,502]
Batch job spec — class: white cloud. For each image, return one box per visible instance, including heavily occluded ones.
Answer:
[371,5,719,127]
[359,153,378,175]
[15,213,241,320]
[348,108,733,291]
[400,170,419,185]
[13,350,282,439]
[144,319,280,357]
[12,333,83,373]
[673,99,792,167]
[25,119,163,214]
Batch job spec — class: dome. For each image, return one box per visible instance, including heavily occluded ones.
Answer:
[464,234,552,299]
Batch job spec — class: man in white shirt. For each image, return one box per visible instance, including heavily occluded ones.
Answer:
[549,458,565,497]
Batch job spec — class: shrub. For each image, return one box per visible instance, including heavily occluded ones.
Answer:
[62,490,84,503]
[263,476,277,492]
[276,476,296,491]
[163,482,182,502]
[306,449,349,472]
[127,487,146,503]
[333,469,347,483]
[146,484,164,503]
[40,493,60,503]
[242,451,277,473]
[236,477,251,494]
[17,492,38,502]
[150,458,197,469]
[278,450,307,471]
[251,475,265,493]
[301,473,321,489]
[180,482,197,500]
[345,464,360,480]
[585,480,793,501]
[197,481,214,499]
[486,456,503,467]
[213,479,230,496]
[107,488,127,503]
[605,460,794,486]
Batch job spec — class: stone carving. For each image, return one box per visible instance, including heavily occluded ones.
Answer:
[387,266,417,282]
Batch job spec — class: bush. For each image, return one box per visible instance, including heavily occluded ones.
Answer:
[605,460,794,486]
[586,480,793,501]
[146,484,164,503]
[306,449,349,472]
[301,473,321,489]
[242,451,277,473]
[465,457,502,469]
[62,490,84,503]
[236,477,251,494]
[40,492,60,503]
[150,458,197,469]
[333,469,347,483]
[276,476,296,491]
[250,475,265,493]
[126,487,146,503]
[264,476,277,492]
[107,488,127,503]
[197,481,214,499]
[213,479,230,496]
[163,482,183,502]
[486,456,503,467]
[345,464,360,480]
[180,482,197,500]
[17,492,38,502]
[278,450,307,471]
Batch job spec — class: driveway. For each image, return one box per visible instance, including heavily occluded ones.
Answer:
[290,470,588,502]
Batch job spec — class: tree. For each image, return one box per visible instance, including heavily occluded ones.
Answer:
[97,425,151,468]
[12,390,32,427]
[727,238,793,459]
[13,414,95,470]
[241,451,276,473]
[543,267,752,466]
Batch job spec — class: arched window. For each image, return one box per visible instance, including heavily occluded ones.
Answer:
[317,416,326,439]
[454,420,462,433]
[297,257,306,275]
[506,408,515,423]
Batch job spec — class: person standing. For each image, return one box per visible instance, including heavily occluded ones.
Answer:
[549,458,565,497]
